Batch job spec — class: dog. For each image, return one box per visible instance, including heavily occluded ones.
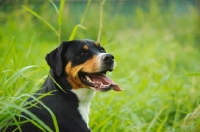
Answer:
[4,39,121,132]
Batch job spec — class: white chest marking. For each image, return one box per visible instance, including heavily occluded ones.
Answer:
[71,88,95,127]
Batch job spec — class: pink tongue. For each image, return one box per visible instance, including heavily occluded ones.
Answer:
[88,74,122,91]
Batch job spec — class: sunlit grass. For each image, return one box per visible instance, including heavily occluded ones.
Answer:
[0,0,200,131]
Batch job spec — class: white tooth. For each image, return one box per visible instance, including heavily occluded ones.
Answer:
[85,75,92,82]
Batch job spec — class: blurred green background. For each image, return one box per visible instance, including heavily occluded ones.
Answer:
[1,0,200,131]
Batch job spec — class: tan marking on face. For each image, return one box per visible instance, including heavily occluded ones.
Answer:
[95,42,100,46]
[83,45,89,50]
[80,55,99,73]
[65,55,100,89]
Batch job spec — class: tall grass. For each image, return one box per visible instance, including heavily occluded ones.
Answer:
[0,0,200,131]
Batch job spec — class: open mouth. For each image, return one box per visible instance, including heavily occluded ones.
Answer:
[79,71,121,92]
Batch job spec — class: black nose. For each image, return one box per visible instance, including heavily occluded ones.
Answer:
[102,54,114,64]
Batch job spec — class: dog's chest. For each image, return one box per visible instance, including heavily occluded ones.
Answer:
[71,89,95,127]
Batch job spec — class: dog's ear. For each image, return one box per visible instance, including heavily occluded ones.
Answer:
[45,41,69,76]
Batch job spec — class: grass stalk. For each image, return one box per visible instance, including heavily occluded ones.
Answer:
[0,101,53,132]
[97,0,106,42]
[22,0,66,44]
[69,0,91,40]
[58,0,66,44]
[146,105,168,132]
[22,5,59,37]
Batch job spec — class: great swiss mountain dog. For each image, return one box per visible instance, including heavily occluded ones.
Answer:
[3,39,121,132]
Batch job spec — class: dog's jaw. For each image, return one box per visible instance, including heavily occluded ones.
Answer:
[71,88,96,127]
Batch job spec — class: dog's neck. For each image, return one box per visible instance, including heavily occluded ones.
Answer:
[71,88,96,127]
[51,71,96,127]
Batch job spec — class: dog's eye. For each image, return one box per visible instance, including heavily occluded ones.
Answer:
[80,51,88,56]
[100,49,105,53]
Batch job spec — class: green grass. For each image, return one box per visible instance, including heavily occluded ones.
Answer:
[1,0,200,131]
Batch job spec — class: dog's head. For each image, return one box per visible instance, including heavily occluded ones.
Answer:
[46,39,121,92]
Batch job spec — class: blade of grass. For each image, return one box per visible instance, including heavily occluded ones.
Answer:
[185,73,200,76]
[156,114,168,132]
[1,93,59,132]
[69,0,91,40]
[48,0,59,14]
[39,67,66,93]
[92,115,113,132]
[0,101,53,132]
[22,5,59,37]
[79,0,91,24]
[3,109,23,132]
[11,36,17,70]
[57,0,66,44]
[58,0,65,27]
[1,66,39,90]
[97,0,106,42]
[147,105,168,132]
[69,24,87,41]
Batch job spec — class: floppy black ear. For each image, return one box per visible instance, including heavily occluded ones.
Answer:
[45,41,69,76]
